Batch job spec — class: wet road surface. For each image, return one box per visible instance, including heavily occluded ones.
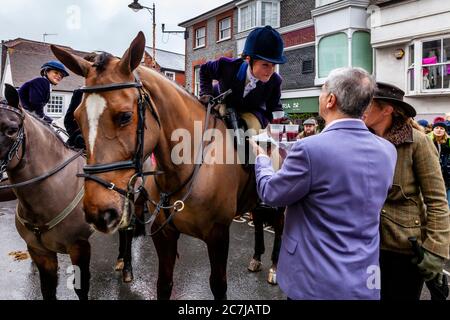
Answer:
[0,200,285,300]
[1,200,448,300]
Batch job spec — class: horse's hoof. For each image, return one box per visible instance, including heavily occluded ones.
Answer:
[122,269,134,283]
[248,258,262,272]
[115,258,124,271]
[267,268,277,285]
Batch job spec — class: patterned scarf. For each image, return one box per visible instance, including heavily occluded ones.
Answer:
[384,118,413,146]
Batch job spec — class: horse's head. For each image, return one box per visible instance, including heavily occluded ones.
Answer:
[0,84,24,163]
[51,32,160,233]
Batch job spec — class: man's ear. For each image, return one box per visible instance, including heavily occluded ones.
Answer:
[327,93,337,109]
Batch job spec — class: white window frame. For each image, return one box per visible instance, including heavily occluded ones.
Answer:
[407,36,450,96]
[261,1,279,27]
[194,66,201,97]
[237,0,280,33]
[194,27,206,49]
[164,71,176,81]
[46,94,64,117]
[218,17,232,42]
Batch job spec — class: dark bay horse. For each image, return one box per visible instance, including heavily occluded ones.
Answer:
[51,31,258,300]
[0,85,140,298]
[0,84,91,299]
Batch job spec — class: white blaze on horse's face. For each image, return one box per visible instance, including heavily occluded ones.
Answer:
[85,94,107,154]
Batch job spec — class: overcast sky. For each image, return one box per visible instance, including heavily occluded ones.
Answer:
[0,0,229,56]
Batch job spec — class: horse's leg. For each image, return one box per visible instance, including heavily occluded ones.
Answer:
[206,223,230,300]
[153,227,179,300]
[268,208,285,285]
[68,240,91,300]
[248,207,264,272]
[0,179,17,201]
[120,228,134,283]
[27,245,58,300]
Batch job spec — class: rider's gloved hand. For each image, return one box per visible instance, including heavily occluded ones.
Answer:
[199,95,213,106]
[415,249,446,282]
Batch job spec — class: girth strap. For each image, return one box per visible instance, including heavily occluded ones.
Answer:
[16,187,85,240]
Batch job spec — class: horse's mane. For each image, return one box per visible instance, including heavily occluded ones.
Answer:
[92,52,114,74]
[137,64,204,109]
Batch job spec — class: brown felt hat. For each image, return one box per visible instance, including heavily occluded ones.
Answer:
[374,82,416,117]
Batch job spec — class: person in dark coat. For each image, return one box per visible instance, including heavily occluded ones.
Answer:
[64,88,85,149]
[64,53,97,150]
[18,60,69,123]
[199,25,286,130]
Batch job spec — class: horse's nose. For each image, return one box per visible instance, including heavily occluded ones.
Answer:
[97,208,119,230]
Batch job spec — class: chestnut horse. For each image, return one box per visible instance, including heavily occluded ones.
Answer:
[51,32,257,300]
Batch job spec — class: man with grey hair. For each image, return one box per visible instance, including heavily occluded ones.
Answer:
[250,67,397,299]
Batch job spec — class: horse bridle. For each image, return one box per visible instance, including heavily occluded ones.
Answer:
[0,102,84,189]
[75,78,163,200]
[75,76,232,234]
[0,101,25,175]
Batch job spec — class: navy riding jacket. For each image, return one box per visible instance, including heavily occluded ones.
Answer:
[199,57,283,128]
[18,77,53,122]
[64,89,85,149]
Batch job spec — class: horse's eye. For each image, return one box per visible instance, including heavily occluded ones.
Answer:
[5,127,18,137]
[117,112,133,126]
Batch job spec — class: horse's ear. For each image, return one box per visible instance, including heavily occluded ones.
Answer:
[4,84,20,109]
[50,45,91,78]
[119,31,146,75]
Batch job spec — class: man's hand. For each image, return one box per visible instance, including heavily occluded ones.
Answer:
[199,95,213,106]
[249,138,270,157]
[416,249,446,282]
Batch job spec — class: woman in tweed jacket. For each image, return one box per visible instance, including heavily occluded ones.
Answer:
[363,82,450,300]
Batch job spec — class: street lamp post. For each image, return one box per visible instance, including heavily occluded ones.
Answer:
[128,0,156,68]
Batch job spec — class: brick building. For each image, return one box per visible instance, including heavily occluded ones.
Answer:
[369,0,450,120]
[179,1,237,97]
[0,38,87,120]
[143,47,186,87]
[178,0,377,120]
[179,0,320,119]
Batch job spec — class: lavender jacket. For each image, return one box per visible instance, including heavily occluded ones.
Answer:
[255,120,397,299]
[200,57,283,128]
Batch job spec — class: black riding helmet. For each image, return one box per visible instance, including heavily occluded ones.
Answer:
[242,26,287,64]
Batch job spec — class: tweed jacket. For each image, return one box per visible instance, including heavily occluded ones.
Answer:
[381,122,450,259]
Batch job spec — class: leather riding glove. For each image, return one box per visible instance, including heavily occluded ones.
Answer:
[416,249,446,282]
[199,95,213,106]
